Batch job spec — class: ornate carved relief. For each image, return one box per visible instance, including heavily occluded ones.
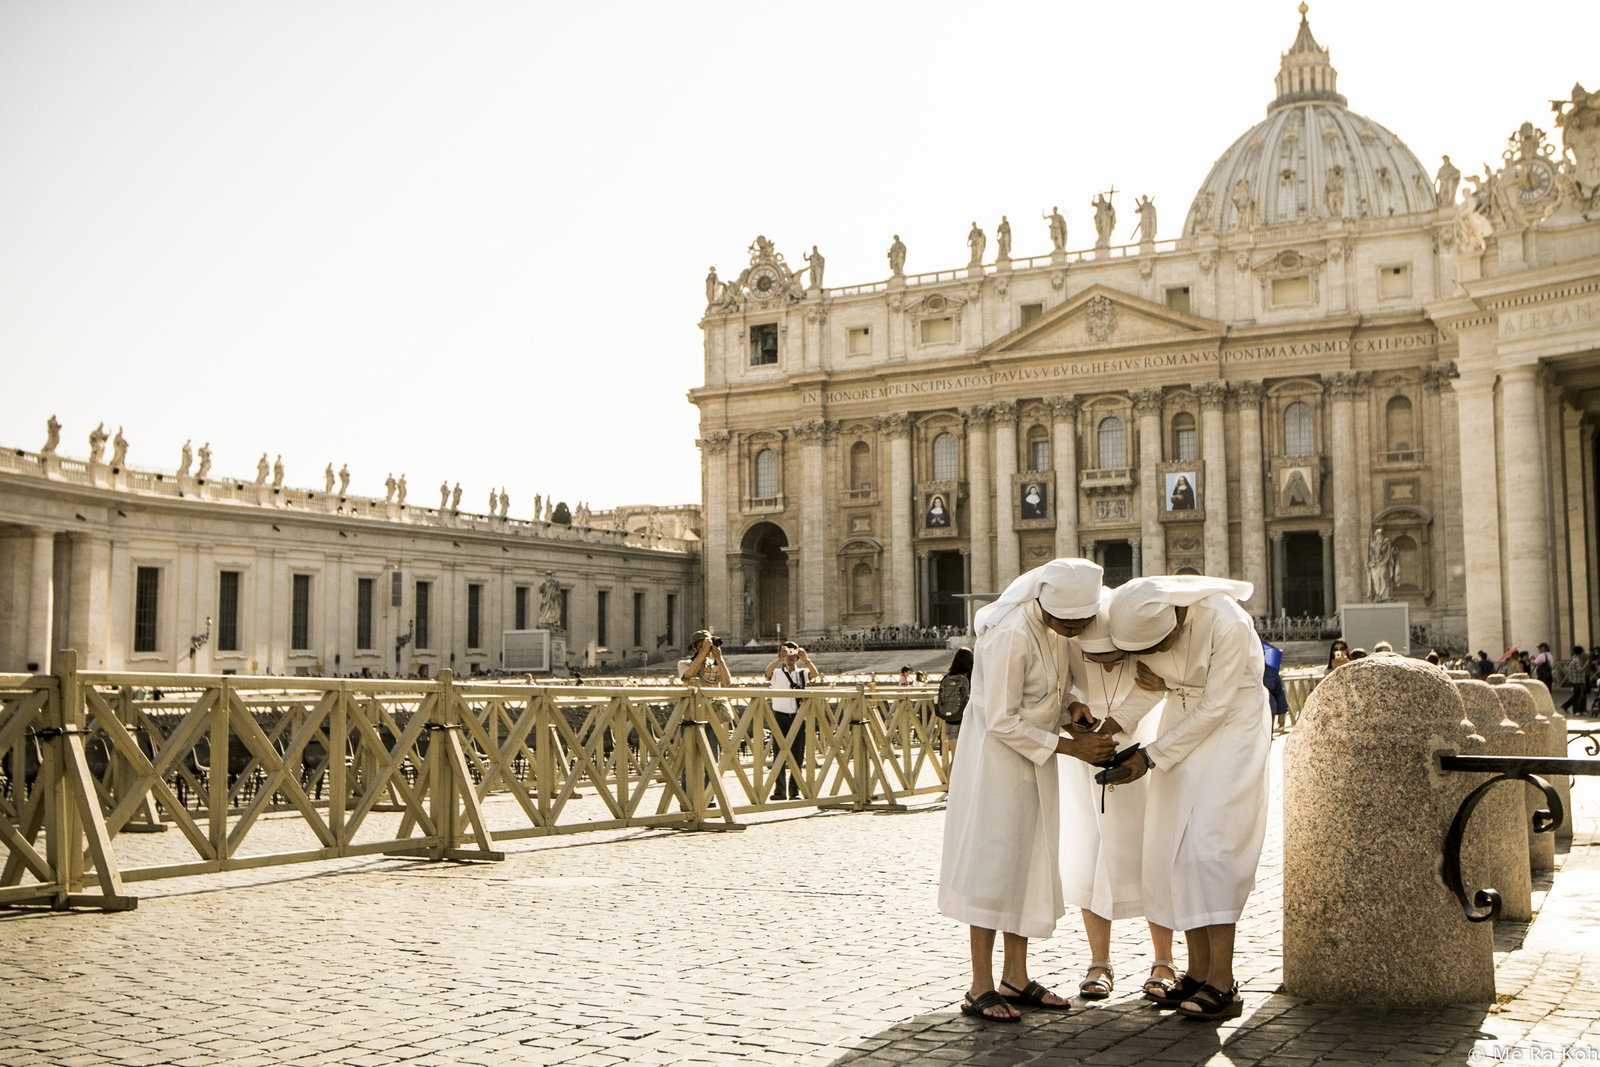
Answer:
[1085,295,1119,343]
[1094,498,1129,522]
[990,400,1019,425]
[1132,387,1164,417]
[699,431,732,454]
[875,412,914,438]
[1195,380,1230,410]
[1233,380,1265,407]
[962,404,995,429]
[1045,394,1080,420]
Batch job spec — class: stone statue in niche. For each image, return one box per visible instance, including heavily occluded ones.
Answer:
[1324,164,1346,218]
[806,246,824,288]
[1231,179,1256,231]
[1092,192,1116,246]
[1047,206,1067,251]
[1132,196,1157,243]
[41,415,61,457]
[178,440,193,477]
[996,216,1011,259]
[88,423,108,463]
[1367,526,1398,602]
[887,234,906,276]
[966,222,986,265]
[111,428,128,467]
[196,443,212,479]
[1435,155,1460,204]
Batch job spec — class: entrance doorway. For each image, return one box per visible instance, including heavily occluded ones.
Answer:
[1101,542,1134,588]
[741,522,789,640]
[929,550,965,628]
[1283,531,1325,616]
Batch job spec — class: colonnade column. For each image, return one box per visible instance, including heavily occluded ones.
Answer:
[1450,376,1504,652]
[1198,380,1231,579]
[1584,423,1599,648]
[1320,529,1336,618]
[1133,388,1166,575]
[1501,364,1555,648]
[1328,372,1364,608]
[1562,405,1590,650]
[1047,396,1080,560]
[27,530,54,671]
[1234,381,1267,612]
[1130,538,1142,578]
[917,551,931,625]
[1271,532,1286,615]
[699,432,732,633]
[880,413,915,625]
[965,405,994,596]
[793,419,830,636]
[992,401,1020,587]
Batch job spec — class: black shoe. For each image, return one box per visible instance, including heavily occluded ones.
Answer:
[771,787,786,800]
[789,788,802,800]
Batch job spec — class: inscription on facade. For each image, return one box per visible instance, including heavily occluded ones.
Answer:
[801,332,1438,404]
[1499,298,1600,339]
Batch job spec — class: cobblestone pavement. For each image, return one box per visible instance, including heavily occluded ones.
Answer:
[2,740,1597,1066]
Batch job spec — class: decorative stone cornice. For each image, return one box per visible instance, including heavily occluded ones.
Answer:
[1325,371,1365,400]
[874,412,914,438]
[1195,380,1230,410]
[1232,380,1265,406]
[990,400,1019,425]
[699,431,732,455]
[1419,363,1452,391]
[1131,388,1164,417]
[962,404,995,429]
[791,419,828,443]
[1044,394,1080,420]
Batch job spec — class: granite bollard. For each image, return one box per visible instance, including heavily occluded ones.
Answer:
[1453,677,1533,922]
[1284,656,1495,1005]
[1508,674,1572,845]
[1487,677,1556,873]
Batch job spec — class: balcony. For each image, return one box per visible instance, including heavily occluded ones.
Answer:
[1080,467,1134,496]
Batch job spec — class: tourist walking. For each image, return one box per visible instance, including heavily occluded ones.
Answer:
[763,641,820,800]
[936,647,973,772]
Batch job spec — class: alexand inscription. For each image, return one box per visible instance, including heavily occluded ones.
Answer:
[801,332,1437,405]
[1499,298,1600,338]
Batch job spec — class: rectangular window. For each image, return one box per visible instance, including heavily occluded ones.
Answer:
[467,583,482,648]
[847,326,871,356]
[1379,264,1411,299]
[1271,276,1311,306]
[291,574,312,651]
[1019,303,1044,327]
[134,566,160,653]
[633,591,644,646]
[919,316,954,344]
[217,570,240,651]
[390,570,403,608]
[514,586,528,631]
[1165,286,1192,313]
[1029,439,1050,472]
[559,588,569,632]
[415,581,431,649]
[749,323,779,365]
[665,593,677,648]
[1176,427,1197,462]
[357,578,374,651]
[597,590,609,647]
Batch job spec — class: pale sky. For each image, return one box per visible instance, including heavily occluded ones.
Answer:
[3,1,1595,514]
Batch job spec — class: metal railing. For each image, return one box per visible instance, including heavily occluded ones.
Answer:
[0,654,947,912]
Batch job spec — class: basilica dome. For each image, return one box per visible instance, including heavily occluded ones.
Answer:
[1183,4,1436,236]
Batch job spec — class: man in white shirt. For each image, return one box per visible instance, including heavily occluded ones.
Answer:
[764,642,821,800]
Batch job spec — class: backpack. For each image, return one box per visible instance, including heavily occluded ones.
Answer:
[936,673,969,723]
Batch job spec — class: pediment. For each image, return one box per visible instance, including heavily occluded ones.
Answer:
[982,284,1225,356]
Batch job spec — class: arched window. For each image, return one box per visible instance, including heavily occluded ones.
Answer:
[1284,401,1314,456]
[851,562,875,612]
[1385,396,1415,454]
[1172,412,1197,461]
[849,442,872,491]
[932,432,959,481]
[753,449,777,499]
[1026,426,1050,472]
[1097,416,1126,469]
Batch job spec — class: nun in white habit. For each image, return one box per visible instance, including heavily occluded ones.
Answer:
[939,558,1116,1022]
[1059,591,1175,1002]
[1104,575,1269,1022]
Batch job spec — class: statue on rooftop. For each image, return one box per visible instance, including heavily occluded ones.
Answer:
[888,234,906,276]
[806,246,825,288]
[197,443,212,480]
[1436,155,1460,205]
[1047,206,1067,251]
[489,487,499,515]
[272,455,284,489]
[705,266,719,304]
[966,222,986,265]
[88,422,108,463]
[386,473,398,503]
[397,475,407,505]
[41,415,61,457]
[256,454,270,486]
[111,427,128,467]
[499,488,510,518]
[1133,196,1157,243]
[996,216,1012,259]
[1092,192,1116,246]
[439,481,449,510]
[534,493,542,520]
[324,463,335,493]
[178,440,193,477]
[451,483,462,510]
[338,464,349,495]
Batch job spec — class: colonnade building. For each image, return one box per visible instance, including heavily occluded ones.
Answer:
[691,9,1600,659]
[0,447,701,676]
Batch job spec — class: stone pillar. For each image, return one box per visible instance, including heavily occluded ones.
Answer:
[1284,657,1494,1004]
[1197,381,1230,577]
[960,549,971,629]
[1454,676,1532,922]
[1047,396,1080,560]
[699,432,732,632]
[1130,537,1141,577]
[785,555,800,639]
[1271,532,1286,615]
[1488,677,1555,873]
[26,530,54,672]
[992,402,1020,587]
[1584,423,1599,647]
[1132,388,1166,575]
[1562,406,1591,650]
[964,406,994,595]
[1501,365,1554,651]
[917,551,931,625]
[879,413,915,626]
[1320,529,1336,618]
[1328,372,1363,608]
[793,419,829,636]
[1235,382,1268,613]
[1451,377,1505,653]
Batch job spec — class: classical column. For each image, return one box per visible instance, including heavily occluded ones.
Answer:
[965,405,994,595]
[879,413,915,625]
[1133,388,1166,575]
[1271,532,1286,616]
[1130,537,1142,578]
[27,530,54,671]
[786,555,800,639]
[1584,423,1599,648]
[1197,380,1231,578]
[1235,381,1267,612]
[917,551,931,625]
[1327,373,1364,608]
[1451,376,1504,652]
[960,549,972,629]
[793,419,830,636]
[699,432,732,633]
[1320,528,1336,617]
[1046,396,1080,559]
[1501,364,1555,648]
[992,401,1020,587]
[1562,405,1588,649]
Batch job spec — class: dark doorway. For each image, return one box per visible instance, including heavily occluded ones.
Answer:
[741,522,789,640]
[929,550,965,628]
[1283,531,1324,616]
[1102,542,1133,588]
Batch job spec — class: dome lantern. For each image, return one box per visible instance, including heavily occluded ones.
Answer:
[1271,3,1346,113]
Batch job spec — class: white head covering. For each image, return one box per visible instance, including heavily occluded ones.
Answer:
[973,558,1103,635]
[1108,575,1254,650]
[1075,588,1118,654]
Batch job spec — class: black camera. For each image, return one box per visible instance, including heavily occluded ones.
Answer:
[1093,745,1144,786]
[711,636,722,647]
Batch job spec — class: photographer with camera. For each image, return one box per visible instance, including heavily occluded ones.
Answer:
[680,629,732,688]
[763,641,821,800]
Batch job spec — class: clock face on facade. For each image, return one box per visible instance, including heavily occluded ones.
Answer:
[751,267,779,295]
[1506,157,1559,221]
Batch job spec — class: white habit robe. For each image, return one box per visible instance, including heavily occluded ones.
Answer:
[1136,593,1270,931]
[1059,645,1164,920]
[939,600,1072,939]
